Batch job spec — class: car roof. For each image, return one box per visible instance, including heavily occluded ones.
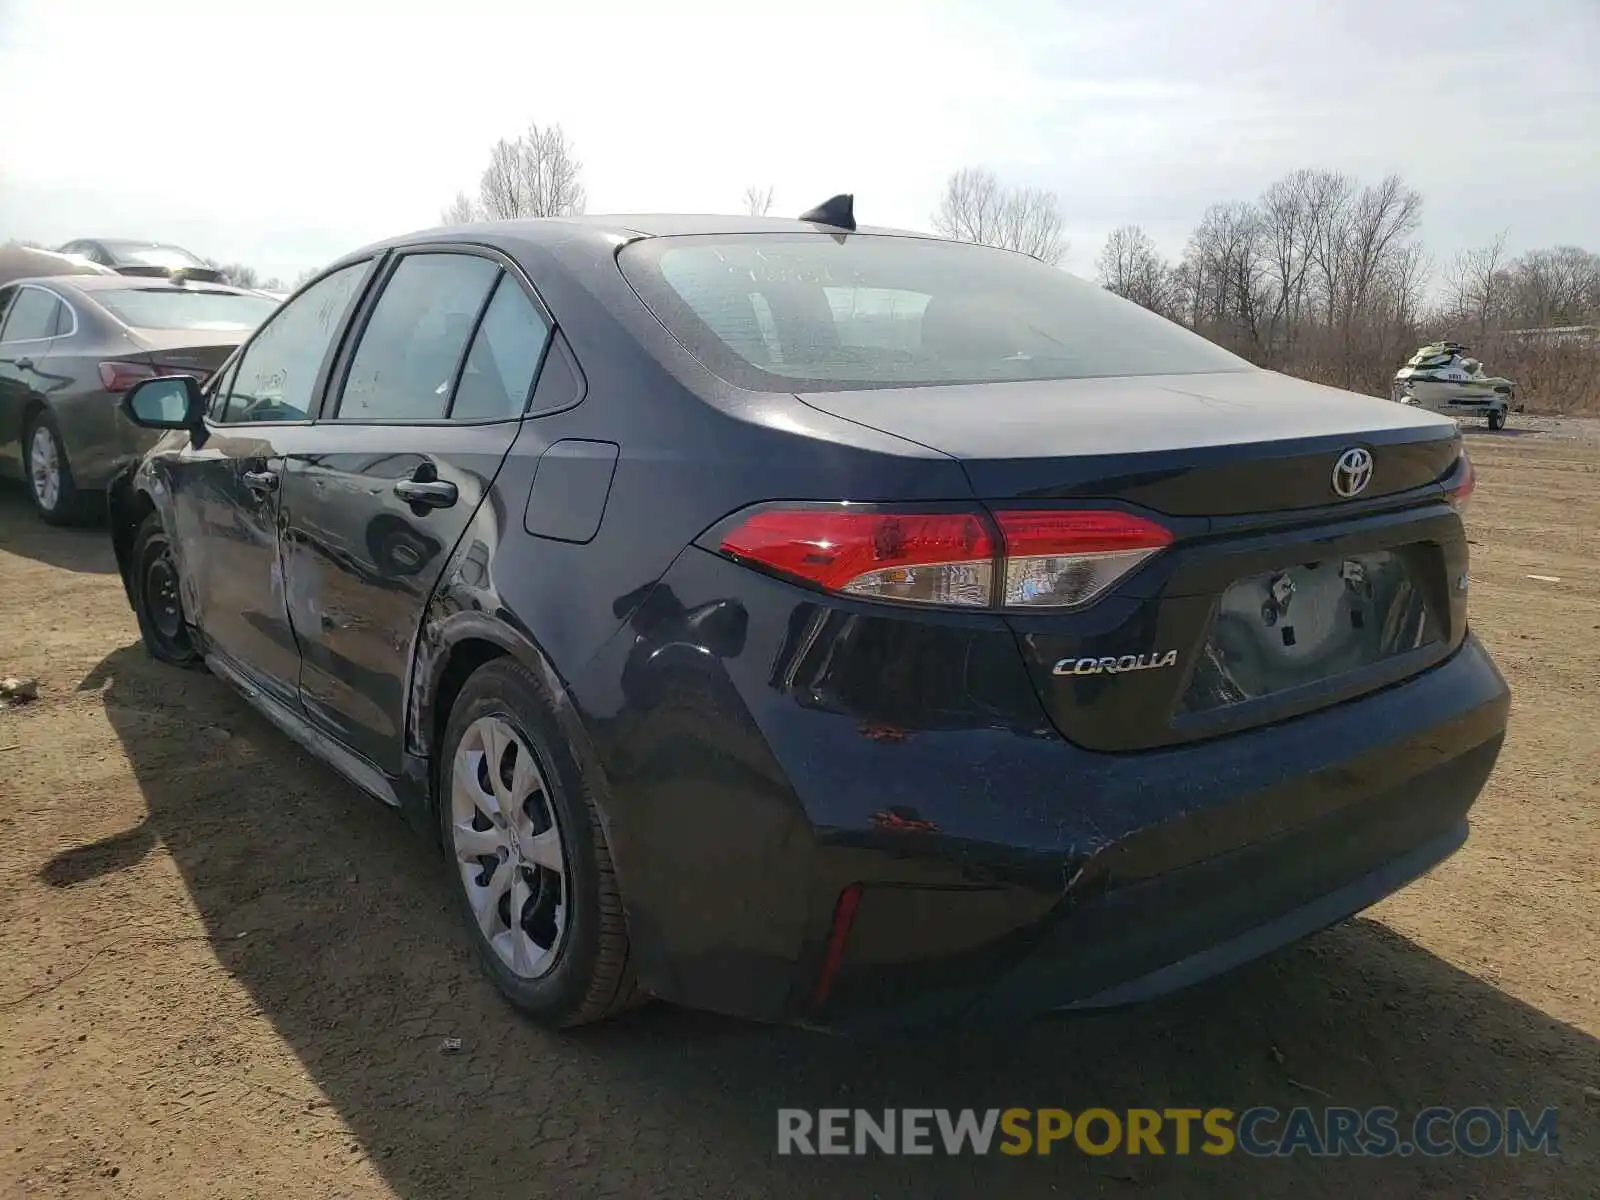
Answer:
[86,238,192,251]
[344,212,933,263]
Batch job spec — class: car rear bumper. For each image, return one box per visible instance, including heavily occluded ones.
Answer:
[576,548,1511,1032]
[835,734,1494,1034]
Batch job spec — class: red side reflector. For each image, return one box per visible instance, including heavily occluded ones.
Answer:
[812,883,863,1010]
[98,361,159,393]
[719,510,995,606]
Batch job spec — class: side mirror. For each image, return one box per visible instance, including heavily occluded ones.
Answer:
[123,375,204,430]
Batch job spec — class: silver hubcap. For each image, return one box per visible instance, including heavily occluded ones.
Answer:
[29,425,60,511]
[450,716,568,979]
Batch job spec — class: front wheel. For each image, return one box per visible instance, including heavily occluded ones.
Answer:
[130,513,203,667]
[438,657,638,1027]
[1487,408,1507,431]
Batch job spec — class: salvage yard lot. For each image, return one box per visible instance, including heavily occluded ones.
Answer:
[1,425,1596,1199]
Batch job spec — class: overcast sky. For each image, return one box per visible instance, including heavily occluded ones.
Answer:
[1,0,1595,283]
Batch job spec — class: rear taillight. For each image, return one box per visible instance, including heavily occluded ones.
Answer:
[719,509,995,607]
[715,505,1173,610]
[98,361,158,392]
[993,510,1173,608]
[1446,453,1475,511]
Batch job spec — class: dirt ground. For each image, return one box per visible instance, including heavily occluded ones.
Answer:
[1,419,1596,1199]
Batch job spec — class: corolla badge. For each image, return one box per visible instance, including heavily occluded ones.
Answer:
[1052,650,1180,677]
[1331,447,1374,498]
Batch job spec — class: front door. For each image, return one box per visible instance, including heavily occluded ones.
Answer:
[165,260,375,705]
[280,250,553,774]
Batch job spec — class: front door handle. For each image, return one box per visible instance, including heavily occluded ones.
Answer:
[394,479,458,510]
[242,469,279,495]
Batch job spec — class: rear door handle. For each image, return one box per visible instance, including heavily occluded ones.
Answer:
[242,469,279,495]
[394,479,458,509]
[13,357,35,371]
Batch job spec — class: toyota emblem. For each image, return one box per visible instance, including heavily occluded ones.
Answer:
[1331,447,1374,498]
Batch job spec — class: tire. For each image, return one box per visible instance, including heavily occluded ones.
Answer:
[130,512,203,667]
[24,409,92,525]
[1488,408,1507,431]
[438,657,637,1027]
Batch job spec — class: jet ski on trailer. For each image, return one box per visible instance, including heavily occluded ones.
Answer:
[1391,341,1520,430]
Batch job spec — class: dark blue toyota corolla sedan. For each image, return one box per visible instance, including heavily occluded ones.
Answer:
[105,199,1509,1033]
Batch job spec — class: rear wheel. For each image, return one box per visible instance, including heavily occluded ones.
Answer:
[24,410,91,525]
[1487,408,1507,431]
[130,513,203,666]
[438,658,637,1027]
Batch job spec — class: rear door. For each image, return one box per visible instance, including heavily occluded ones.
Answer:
[0,285,66,479]
[279,248,552,774]
[165,261,375,707]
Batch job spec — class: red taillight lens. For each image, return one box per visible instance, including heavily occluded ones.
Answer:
[719,509,996,607]
[1447,453,1475,510]
[993,510,1174,608]
[716,505,1173,610]
[98,361,159,392]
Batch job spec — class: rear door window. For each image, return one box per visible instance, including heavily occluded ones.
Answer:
[450,274,551,420]
[0,287,64,342]
[333,252,501,421]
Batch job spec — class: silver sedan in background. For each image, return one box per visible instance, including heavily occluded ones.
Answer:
[0,275,279,523]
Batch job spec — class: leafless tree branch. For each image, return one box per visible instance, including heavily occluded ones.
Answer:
[743,185,775,217]
[932,167,1067,265]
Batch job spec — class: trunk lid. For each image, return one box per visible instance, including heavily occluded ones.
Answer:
[796,370,1461,512]
[127,330,246,381]
[799,370,1470,752]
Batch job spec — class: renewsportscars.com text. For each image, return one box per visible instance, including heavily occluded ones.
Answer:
[776,1106,1559,1158]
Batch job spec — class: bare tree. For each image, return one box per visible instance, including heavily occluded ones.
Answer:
[1341,175,1424,323]
[477,137,527,220]
[1096,225,1174,314]
[1258,170,1323,347]
[1301,169,1357,330]
[932,167,1067,265]
[1184,201,1271,348]
[518,122,586,218]
[440,190,478,225]
[467,123,586,221]
[1387,243,1432,332]
[743,185,774,217]
[1509,245,1600,328]
[1445,231,1510,339]
[1138,163,1596,407]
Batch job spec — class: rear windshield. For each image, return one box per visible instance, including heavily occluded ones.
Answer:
[618,233,1252,392]
[95,288,278,332]
[105,243,206,271]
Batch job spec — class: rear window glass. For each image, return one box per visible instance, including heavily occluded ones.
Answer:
[619,234,1251,392]
[96,288,278,332]
[105,244,206,271]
